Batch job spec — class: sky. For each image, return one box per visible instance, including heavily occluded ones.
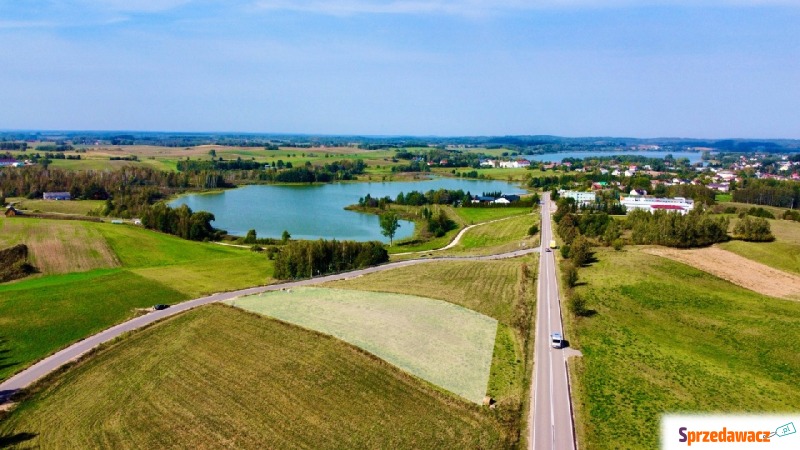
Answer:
[0,1,798,138]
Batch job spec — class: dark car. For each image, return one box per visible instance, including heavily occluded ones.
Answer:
[153,304,170,311]
[545,248,551,252]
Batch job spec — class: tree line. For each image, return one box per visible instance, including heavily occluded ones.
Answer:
[273,240,389,279]
[626,209,729,248]
[732,179,800,208]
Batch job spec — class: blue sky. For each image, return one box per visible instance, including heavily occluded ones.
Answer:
[0,1,797,138]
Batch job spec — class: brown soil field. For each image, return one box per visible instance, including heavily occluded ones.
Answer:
[644,246,800,300]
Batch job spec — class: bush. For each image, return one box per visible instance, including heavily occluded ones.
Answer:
[732,216,774,242]
[612,239,624,251]
[568,292,588,317]
[528,224,539,236]
[563,263,578,288]
[560,245,571,259]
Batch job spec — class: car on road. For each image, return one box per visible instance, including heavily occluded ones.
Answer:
[153,304,170,311]
[545,248,551,252]
[550,332,563,349]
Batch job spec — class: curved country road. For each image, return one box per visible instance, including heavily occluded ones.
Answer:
[0,248,538,405]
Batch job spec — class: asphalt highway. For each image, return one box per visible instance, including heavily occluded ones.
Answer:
[0,244,538,404]
[530,193,578,450]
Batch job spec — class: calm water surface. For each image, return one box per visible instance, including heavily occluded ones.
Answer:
[171,178,525,242]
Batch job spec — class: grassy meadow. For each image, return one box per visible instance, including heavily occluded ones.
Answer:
[7,198,105,216]
[0,216,273,382]
[441,213,539,256]
[565,247,800,449]
[0,217,119,274]
[228,287,498,404]
[327,258,537,410]
[0,305,512,449]
[719,218,800,275]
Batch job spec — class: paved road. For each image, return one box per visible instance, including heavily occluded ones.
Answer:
[0,247,538,405]
[530,193,577,450]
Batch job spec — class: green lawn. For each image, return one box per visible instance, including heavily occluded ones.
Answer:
[567,247,800,449]
[0,218,273,382]
[228,287,498,404]
[0,305,512,449]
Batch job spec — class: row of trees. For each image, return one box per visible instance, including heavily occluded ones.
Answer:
[627,209,729,248]
[733,179,800,208]
[273,240,389,279]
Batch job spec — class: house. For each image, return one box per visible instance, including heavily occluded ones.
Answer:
[43,192,72,201]
[493,197,511,205]
[707,183,730,192]
[501,194,521,203]
[5,206,20,217]
[480,159,497,167]
[472,195,497,204]
[516,159,531,168]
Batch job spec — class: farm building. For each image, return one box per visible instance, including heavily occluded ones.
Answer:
[43,192,72,201]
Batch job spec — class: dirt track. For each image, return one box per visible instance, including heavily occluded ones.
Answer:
[645,246,800,300]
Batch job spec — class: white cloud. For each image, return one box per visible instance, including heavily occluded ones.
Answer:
[252,0,800,16]
[77,0,194,13]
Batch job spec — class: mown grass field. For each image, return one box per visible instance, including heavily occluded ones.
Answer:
[228,287,498,404]
[566,247,800,450]
[0,217,273,382]
[719,218,800,275]
[0,305,512,449]
[327,258,537,407]
[0,217,119,274]
[8,198,104,216]
[442,213,539,256]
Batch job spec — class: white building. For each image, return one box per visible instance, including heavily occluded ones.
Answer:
[620,191,694,215]
[559,190,597,205]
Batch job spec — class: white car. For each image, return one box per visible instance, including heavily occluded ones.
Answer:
[551,332,563,349]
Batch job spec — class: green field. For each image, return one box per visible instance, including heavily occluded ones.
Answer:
[0,217,119,274]
[442,213,538,256]
[719,219,800,274]
[566,247,800,449]
[228,287,498,404]
[327,258,536,407]
[0,305,512,449]
[8,198,105,216]
[453,206,532,224]
[0,217,273,382]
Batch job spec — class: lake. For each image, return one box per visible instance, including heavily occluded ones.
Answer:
[523,150,703,164]
[170,178,525,242]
